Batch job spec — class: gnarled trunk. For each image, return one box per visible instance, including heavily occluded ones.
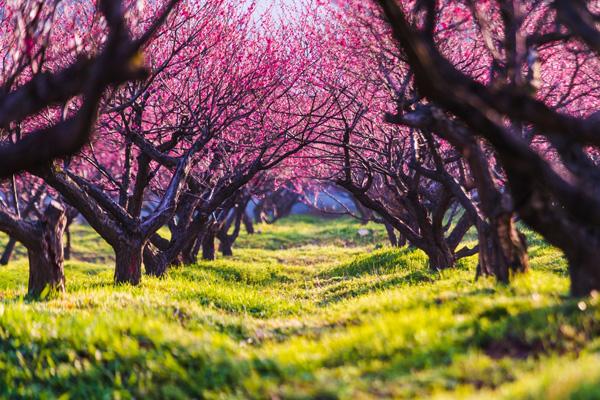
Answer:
[114,242,143,285]
[477,214,529,282]
[27,203,67,297]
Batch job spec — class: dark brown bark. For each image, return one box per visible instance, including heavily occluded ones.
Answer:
[215,202,245,257]
[27,202,67,297]
[476,214,529,282]
[424,218,457,270]
[425,243,455,271]
[114,242,143,285]
[149,211,207,270]
[142,233,174,276]
[143,242,168,277]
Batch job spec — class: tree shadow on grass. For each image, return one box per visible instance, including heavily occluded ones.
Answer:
[315,247,434,306]
[319,247,424,279]
[203,263,294,286]
[0,333,250,399]
[357,297,600,393]
[317,270,436,306]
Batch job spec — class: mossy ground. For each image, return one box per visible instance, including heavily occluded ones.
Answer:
[0,216,598,399]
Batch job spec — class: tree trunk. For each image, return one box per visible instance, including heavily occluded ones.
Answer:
[218,233,233,257]
[142,233,175,277]
[425,243,455,270]
[355,200,374,225]
[143,242,167,277]
[0,237,17,265]
[64,225,72,260]
[173,229,203,266]
[114,242,143,285]
[143,237,188,277]
[384,223,398,247]
[202,232,216,261]
[476,214,529,282]
[567,249,600,297]
[188,235,203,263]
[178,237,198,265]
[242,212,254,234]
[27,203,67,297]
[397,232,407,247]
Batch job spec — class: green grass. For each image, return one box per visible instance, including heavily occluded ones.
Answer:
[0,215,598,399]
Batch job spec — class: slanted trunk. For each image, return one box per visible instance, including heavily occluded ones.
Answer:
[143,233,175,277]
[27,203,67,297]
[0,237,17,265]
[114,242,143,285]
[476,214,529,282]
[143,242,185,276]
[202,232,216,261]
[143,242,167,277]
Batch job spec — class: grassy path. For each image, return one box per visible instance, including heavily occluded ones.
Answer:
[0,216,598,399]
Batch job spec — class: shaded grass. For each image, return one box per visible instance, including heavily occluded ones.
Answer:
[0,215,598,399]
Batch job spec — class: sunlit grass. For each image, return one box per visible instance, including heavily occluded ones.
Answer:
[0,215,596,399]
